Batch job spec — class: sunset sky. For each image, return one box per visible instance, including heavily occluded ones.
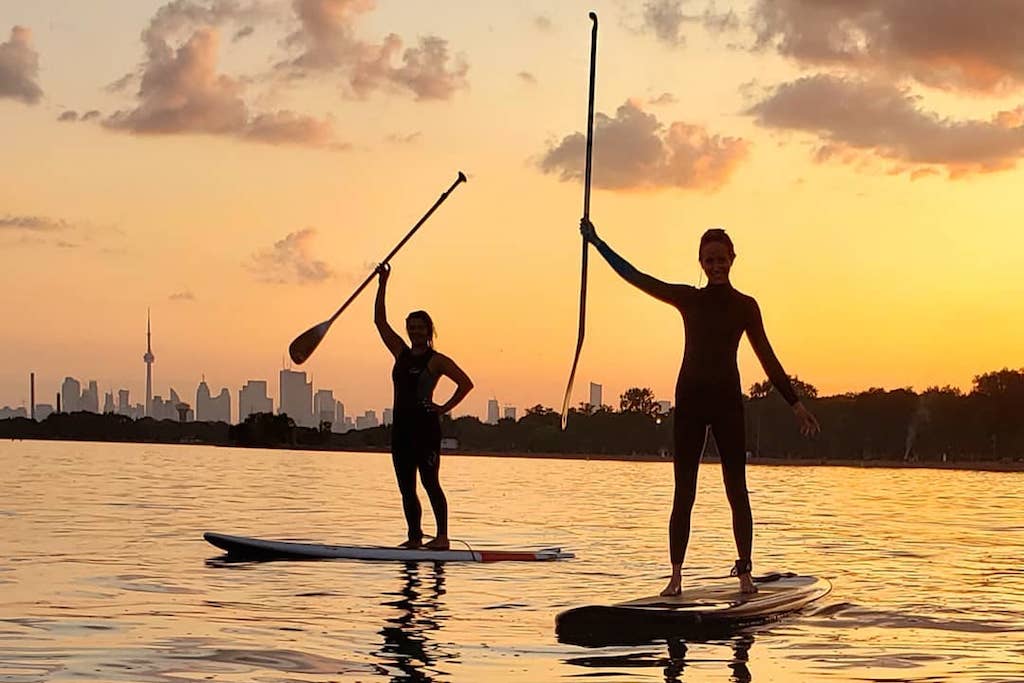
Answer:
[2,0,1023,418]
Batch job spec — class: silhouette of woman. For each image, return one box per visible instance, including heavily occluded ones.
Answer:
[581,219,819,596]
[375,264,474,551]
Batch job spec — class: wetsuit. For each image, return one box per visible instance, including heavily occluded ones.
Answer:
[391,344,446,542]
[594,240,798,566]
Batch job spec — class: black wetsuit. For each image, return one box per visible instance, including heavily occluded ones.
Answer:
[391,344,446,541]
[594,240,798,566]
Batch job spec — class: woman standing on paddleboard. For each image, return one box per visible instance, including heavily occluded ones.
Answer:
[581,219,819,596]
[374,263,474,550]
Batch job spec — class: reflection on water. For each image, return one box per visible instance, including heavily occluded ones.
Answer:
[565,635,754,683]
[374,562,456,682]
[3,441,1024,682]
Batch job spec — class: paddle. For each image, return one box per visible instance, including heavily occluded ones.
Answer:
[560,12,599,430]
[288,171,467,365]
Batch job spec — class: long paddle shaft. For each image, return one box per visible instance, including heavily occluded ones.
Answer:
[288,171,467,365]
[560,12,598,430]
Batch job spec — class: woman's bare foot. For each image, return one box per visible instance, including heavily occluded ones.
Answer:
[423,536,450,550]
[660,574,682,597]
[738,573,758,594]
[398,537,422,549]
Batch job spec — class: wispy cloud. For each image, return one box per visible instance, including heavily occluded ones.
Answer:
[169,290,197,301]
[0,26,43,104]
[540,99,749,192]
[247,228,334,284]
[0,215,70,232]
[276,0,469,101]
[517,71,537,85]
[751,0,1024,94]
[749,75,1024,178]
[104,1,341,148]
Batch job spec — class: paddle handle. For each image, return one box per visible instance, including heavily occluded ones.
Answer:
[325,171,467,327]
[560,13,598,430]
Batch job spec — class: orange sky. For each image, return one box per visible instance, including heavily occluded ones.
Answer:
[1,1,1023,417]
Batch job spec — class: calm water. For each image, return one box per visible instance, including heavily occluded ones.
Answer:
[1,441,1022,682]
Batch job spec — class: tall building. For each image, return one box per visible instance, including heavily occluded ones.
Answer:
[35,404,54,421]
[103,392,116,413]
[487,398,500,425]
[81,380,99,413]
[61,377,81,413]
[29,373,35,421]
[239,380,273,422]
[143,309,155,417]
[503,406,517,421]
[314,389,336,426]
[118,389,130,415]
[382,407,393,426]
[197,379,231,423]
[589,382,603,409]
[657,400,672,415]
[279,369,313,427]
[355,410,379,430]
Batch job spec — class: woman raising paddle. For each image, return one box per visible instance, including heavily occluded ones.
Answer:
[581,219,819,596]
[374,263,474,551]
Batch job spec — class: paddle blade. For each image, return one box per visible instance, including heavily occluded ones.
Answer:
[289,320,330,365]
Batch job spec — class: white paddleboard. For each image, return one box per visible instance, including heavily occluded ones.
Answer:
[204,532,574,563]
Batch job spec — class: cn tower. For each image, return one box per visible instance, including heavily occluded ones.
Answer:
[143,309,155,417]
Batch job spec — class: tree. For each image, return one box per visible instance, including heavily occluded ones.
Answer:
[619,387,658,417]
[748,375,818,401]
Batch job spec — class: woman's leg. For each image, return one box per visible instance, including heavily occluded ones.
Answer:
[391,448,423,546]
[418,448,449,548]
[664,409,709,595]
[711,404,756,593]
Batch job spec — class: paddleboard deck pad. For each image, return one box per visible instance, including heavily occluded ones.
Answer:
[204,532,574,562]
[556,573,830,645]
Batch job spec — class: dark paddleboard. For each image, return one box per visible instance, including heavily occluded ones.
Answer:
[556,573,831,645]
[204,532,574,563]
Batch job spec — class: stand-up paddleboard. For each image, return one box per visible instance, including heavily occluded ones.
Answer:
[204,532,574,563]
[556,573,830,645]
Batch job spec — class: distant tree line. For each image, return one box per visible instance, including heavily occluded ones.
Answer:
[2,368,1022,463]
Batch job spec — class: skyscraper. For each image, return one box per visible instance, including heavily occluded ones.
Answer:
[61,377,81,413]
[279,369,313,427]
[239,380,273,422]
[143,309,155,417]
[503,406,517,421]
[197,379,231,423]
[82,380,99,413]
[487,398,500,425]
[314,389,336,426]
[589,382,603,409]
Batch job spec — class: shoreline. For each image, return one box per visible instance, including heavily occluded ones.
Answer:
[7,435,1021,473]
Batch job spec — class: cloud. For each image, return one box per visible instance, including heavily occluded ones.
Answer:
[539,99,749,192]
[385,131,420,144]
[247,228,334,284]
[643,0,690,47]
[749,74,1024,178]
[517,71,537,85]
[57,110,79,122]
[105,22,339,148]
[0,215,69,231]
[233,25,255,41]
[169,290,196,300]
[533,15,553,33]
[650,92,677,106]
[751,0,1024,93]
[277,0,468,100]
[82,109,101,121]
[0,26,43,104]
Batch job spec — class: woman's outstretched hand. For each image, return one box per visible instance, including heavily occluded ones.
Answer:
[792,401,820,437]
[376,262,391,282]
[580,218,599,244]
